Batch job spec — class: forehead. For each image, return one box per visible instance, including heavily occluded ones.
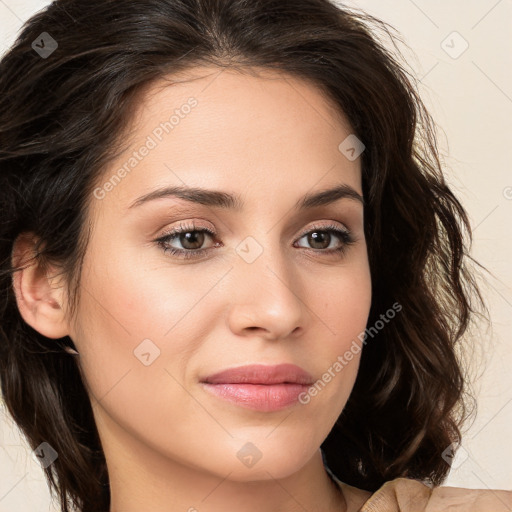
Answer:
[138,65,353,138]
[91,65,362,214]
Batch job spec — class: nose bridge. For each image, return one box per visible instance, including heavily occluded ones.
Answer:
[227,232,307,338]
[237,231,296,294]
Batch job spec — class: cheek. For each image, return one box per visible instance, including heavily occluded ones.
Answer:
[69,244,233,405]
[313,257,372,350]
[69,258,205,447]
[303,260,371,406]
[75,243,215,348]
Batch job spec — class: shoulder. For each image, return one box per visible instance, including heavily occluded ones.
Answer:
[336,476,512,512]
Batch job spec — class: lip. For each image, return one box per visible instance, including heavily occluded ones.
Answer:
[200,364,314,412]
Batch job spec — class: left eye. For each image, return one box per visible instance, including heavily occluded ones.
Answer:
[295,226,352,251]
[155,222,355,260]
[155,222,217,259]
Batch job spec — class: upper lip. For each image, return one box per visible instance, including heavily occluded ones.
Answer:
[201,363,315,385]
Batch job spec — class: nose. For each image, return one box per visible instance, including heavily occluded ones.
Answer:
[226,242,308,341]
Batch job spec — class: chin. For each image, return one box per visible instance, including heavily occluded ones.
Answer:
[201,435,318,482]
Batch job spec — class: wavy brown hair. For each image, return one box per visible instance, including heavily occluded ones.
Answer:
[0,0,485,510]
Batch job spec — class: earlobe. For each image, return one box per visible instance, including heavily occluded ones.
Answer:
[11,233,70,339]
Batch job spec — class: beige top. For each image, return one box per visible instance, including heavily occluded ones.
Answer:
[334,476,512,511]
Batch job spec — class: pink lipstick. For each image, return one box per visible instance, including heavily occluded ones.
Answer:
[200,363,314,412]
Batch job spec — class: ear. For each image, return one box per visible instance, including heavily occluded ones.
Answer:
[11,233,70,339]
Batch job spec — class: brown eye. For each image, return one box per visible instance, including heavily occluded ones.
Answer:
[306,230,332,250]
[154,222,218,260]
[295,224,354,255]
[177,230,207,250]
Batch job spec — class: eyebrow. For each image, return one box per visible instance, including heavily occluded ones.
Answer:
[128,183,364,210]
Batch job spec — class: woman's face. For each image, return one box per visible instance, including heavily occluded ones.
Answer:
[68,66,371,481]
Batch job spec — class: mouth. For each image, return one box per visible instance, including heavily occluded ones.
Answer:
[200,363,314,412]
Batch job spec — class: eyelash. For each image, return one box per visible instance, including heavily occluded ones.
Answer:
[154,221,356,260]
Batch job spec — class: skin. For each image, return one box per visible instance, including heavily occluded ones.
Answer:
[13,66,372,512]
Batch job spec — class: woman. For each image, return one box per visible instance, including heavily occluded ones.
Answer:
[0,1,510,511]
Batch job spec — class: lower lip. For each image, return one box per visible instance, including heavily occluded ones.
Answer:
[201,383,309,412]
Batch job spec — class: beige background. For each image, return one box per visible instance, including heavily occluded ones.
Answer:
[1,0,511,510]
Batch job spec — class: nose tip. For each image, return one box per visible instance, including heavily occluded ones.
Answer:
[226,271,306,341]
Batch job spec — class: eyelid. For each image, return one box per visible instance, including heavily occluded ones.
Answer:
[296,220,350,238]
[156,219,350,241]
[156,220,216,239]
